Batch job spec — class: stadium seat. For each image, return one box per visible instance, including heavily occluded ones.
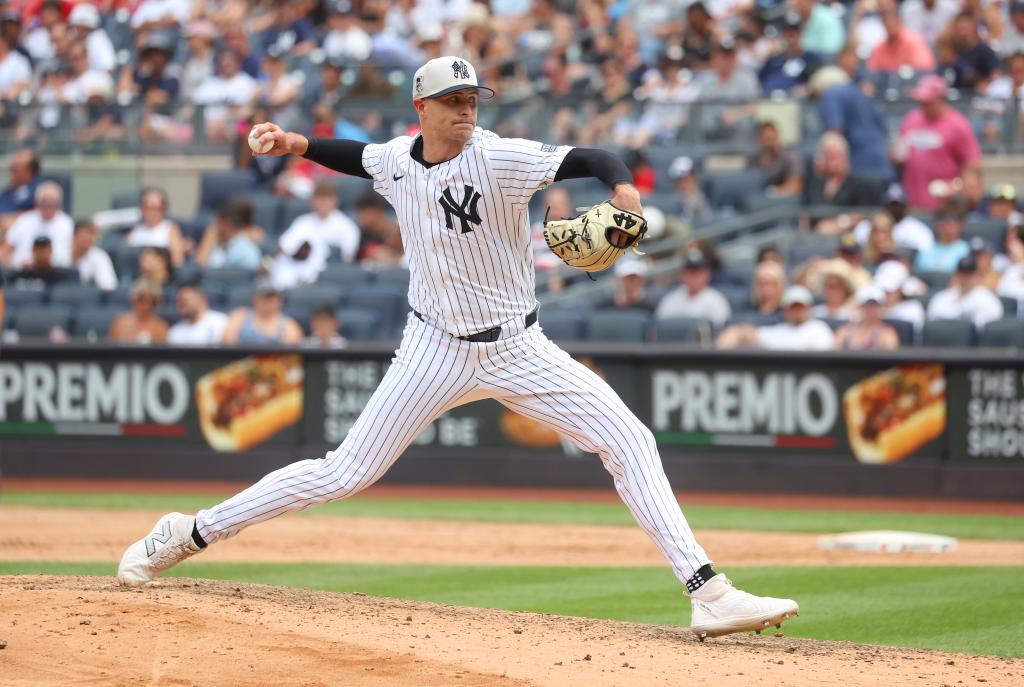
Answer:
[3,286,46,307]
[280,197,313,230]
[110,189,140,210]
[105,287,132,306]
[156,304,180,326]
[285,284,345,310]
[719,285,753,314]
[963,219,1006,246]
[726,312,781,327]
[319,263,374,286]
[202,267,258,286]
[115,245,147,279]
[226,284,255,308]
[49,283,103,307]
[374,266,410,288]
[978,319,1024,348]
[172,263,200,287]
[922,319,976,347]
[284,306,311,334]
[819,317,845,331]
[999,295,1019,318]
[787,234,839,264]
[652,317,712,344]
[245,193,284,235]
[743,194,800,213]
[883,318,917,346]
[14,304,73,338]
[199,170,257,212]
[327,175,374,207]
[586,309,651,342]
[346,284,407,333]
[70,306,122,339]
[705,170,767,210]
[538,309,587,341]
[337,307,382,341]
[916,270,953,289]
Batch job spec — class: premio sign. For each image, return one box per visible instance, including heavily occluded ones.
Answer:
[651,369,840,450]
[0,361,189,437]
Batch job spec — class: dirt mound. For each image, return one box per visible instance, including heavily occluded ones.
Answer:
[1,576,1021,687]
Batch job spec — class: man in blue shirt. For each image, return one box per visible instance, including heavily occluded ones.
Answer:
[0,148,40,226]
[811,66,893,180]
[759,13,822,95]
[915,199,970,272]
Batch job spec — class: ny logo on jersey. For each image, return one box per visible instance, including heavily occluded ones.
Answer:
[452,60,471,80]
[145,519,174,557]
[439,185,483,234]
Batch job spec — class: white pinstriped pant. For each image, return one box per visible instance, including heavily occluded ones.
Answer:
[195,315,711,584]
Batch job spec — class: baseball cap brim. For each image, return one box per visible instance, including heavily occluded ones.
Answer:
[422,84,496,100]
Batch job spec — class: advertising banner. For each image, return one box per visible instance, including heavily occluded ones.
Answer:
[648,363,947,464]
[947,367,1024,461]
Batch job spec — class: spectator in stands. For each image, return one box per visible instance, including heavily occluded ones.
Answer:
[758,12,822,96]
[222,280,303,345]
[223,26,260,78]
[255,45,302,132]
[1,181,73,268]
[999,3,1024,57]
[181,21,218,102]
[717,285,835,349]
[68,3,116,74]
[138,246,173,288]
[322,2,373,63]
[120,31,181,129]
[810,66,892,180]
[751,260,787,317]
[0,148,40,224]
[71,219,117,291]
[866,1,935,73]
[61,42,113,104]
[654,251,732,324]
[132,0,192,31]
[987,184,1023,226]
[304,306,348,349]
[667,156,712,228]
[125,188,186,267]
[355,191,404,267]
[196,199,264,269]
[23,0,62,63]
[597,257,660,312]
[950,12,999,89]
[804,133,883,232]
[794,233,873,295]
[681,2,715,70]
[623,150,656,197]
[902,0,960,48]
[853,183,935,254]
[834,285,902,350]
[108,278,169,344]
[11,236,75,286]
[696,38,759,141]
[969,237,1004,291]
[812,261,857,320]
[0,33,31,102]
[192,50,258,145]
[861,212,897,266]
[791,0,846,55]
[927,255,1004,327]
[270,181,360,291]
[996,224,1024,300]
[757,244,785,266]
[747,121,803,197]
[915,198,971,272]
[875,259,927,331]
[167,284,228,345]
[260,0,316,58]
[894,75,981,210]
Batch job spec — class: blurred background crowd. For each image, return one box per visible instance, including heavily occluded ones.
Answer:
[1,0,1024,351]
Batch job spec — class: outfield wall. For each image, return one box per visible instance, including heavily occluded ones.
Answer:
[1,344,1022,500]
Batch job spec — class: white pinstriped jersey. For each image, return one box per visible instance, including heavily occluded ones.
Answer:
[361,127,572,337]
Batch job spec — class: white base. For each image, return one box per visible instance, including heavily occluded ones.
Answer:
[817,530,957,553]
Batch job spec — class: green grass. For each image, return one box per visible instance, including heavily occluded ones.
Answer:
[3,490,1024,540]
[3,562,1021,658]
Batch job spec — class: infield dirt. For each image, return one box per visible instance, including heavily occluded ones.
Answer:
[1,575,1021,687]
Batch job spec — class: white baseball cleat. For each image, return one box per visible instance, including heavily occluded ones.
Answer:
[689,574,799,641]
[117,512,203,587]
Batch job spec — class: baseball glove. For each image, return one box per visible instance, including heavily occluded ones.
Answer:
[543,200,648,273]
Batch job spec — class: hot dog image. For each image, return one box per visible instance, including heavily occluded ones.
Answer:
[843,364,946,464]
[196,354,304,452]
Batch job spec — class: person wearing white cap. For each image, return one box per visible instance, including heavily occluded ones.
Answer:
[68,3,116,73]
[667,156,712,226]
[833,284,901,350]
[717,285,834,350]
[596,256,660,312]
[926,255,1004,329]
[121,54,802,641]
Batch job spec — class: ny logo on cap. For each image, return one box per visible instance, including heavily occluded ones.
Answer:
[414,75,424,95]
[452,60,470,80]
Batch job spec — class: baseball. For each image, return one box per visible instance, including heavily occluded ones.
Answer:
[248,127,273,155]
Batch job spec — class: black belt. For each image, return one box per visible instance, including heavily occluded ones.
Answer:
[413,308,538,343]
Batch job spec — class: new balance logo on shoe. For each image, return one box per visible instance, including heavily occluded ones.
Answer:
[145,519,173,557]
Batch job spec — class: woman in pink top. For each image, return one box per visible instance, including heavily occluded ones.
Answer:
[894,75,981,210]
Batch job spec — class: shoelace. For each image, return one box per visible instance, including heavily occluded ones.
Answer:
[150,538,196,571]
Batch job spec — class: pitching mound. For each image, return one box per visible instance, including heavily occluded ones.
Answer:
[1,576,1021,687]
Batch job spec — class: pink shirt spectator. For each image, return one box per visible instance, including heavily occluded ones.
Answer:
[899,107,980,209]
[867,28,936,72]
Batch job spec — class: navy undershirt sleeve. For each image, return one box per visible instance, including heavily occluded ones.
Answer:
[301,138,373,179]
[554,147,633,189]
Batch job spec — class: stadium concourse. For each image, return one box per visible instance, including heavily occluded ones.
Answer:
[1,0,1024,348]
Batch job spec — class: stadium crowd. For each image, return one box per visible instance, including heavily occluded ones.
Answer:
[1,0,1024,349]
